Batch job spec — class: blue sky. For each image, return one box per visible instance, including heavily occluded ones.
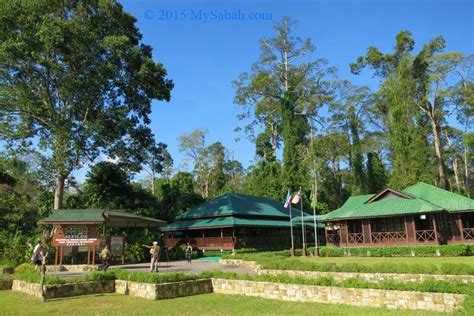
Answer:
[76,0,474,181]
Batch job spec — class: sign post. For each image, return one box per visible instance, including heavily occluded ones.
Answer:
[52,224,100,265]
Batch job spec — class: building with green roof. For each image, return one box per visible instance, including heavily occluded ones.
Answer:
[161,193,320,250]
[38,209,166,265]
[320,182,474,247]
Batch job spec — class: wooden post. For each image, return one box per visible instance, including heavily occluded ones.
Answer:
[456,214,464,241]
[405,216,416,243]
[343,222,349,246]
[92,247,96,265]
[324,227,329,246]
[221,228,223,238]
[55,247,59,265]
[432,215,439,244]
[59,247,63,265]
[362,220,371,244]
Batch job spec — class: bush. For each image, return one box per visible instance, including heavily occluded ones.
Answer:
[198,250,232,258]
[124,243,146,264]
[113,269,212,284]
[315,244,472,257]
[14,267,65,285]
[223,251,474,275]
[14,263,35,273]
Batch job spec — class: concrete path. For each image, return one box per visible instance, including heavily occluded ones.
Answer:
[50,259,253,279]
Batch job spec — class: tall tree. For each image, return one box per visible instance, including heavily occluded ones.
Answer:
[351,31,433,189]
[0,0,173,209]
[329,82,372,195]
[366,152,388,193]
[233,17,334,192]
[142,143,172,195]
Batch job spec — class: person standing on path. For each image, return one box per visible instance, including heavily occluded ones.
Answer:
[185,242,193,263]
[32,240,47,271]
[99,245,111,271]
[143,241,160,272]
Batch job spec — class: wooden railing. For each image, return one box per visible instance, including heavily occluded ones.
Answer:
[164,238,181,248]
[347,233,364,244]
[326,233,340,245]
[237,236,290,247]
[463,228,474,240]
[371,231,406,244]
[416,230,436,242]
[165,237,235,250]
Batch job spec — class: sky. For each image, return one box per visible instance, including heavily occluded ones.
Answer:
[76,0,474,181]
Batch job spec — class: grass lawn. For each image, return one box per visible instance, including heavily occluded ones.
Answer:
[0,291,447,316]
[299,256,474,267]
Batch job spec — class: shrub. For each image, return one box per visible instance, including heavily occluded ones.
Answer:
[224,252,474,275]
[113,269,212,284]
[14,267,65,285]
[14,263,35,273]
[315,244,472,257]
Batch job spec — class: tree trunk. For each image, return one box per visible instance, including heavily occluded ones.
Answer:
[53,174,66,210]
[429,117,448,189]
[151,171,156,196]
[452,158,461,193]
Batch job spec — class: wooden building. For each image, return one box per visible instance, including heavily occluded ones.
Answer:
[161,193,321,250]
[38,209,166,265]
[320,182,474,247]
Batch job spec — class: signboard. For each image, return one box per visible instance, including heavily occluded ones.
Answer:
[110,236,124,255]
[52,224,100,247]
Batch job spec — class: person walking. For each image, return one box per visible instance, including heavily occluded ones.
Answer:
[31,240,46,271]
[185,242,193,263]
[99,245,111,271]
[143,241,160,273]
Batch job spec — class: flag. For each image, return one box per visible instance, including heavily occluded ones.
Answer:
[283,190,291,208]
[291,189,301,204]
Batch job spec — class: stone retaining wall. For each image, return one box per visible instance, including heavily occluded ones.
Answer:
[46,265,98,273]
[212,278,465,313]
[263,269,474,283]
[12,280,114,299]
[115,279,213,300]
[220,259,474,283]
[0,280,13,290]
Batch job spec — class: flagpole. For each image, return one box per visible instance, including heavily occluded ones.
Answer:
[313,179,320,257]
[289,198,295,257]
[300,187,307,256]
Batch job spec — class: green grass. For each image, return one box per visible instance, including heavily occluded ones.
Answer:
[299,256,474,267]
[0,291,447,316]
[225,252,474,275]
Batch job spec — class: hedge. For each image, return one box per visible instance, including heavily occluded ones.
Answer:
[312,244,473,257]
[223,252,474,275]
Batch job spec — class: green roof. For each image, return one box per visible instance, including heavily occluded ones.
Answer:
[403,182,474,212]
[322,195,374,221]
[329,198,442,220]
[38,209,166,227]
[39,209,105,223]
[161,216,296,231]
[176,193,293,220]
[322,182,474,221]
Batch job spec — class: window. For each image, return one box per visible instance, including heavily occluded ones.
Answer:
[372,217,404,232]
